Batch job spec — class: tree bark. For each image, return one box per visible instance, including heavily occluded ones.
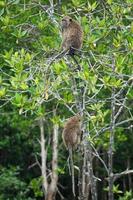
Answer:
[127,157,132,191]
[46,117,59,200]
[87,144,97,200]
[40,118,48,197]
[79,145,90,200]
[39,113,59,200]
[108,62,115,200]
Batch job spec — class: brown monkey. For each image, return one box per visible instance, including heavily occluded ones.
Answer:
[62,115,82,197]
[47,16,83,67]
[62,114,82,149]
[61,16,83,55]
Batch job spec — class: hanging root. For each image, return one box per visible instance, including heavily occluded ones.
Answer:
[69,147,76,197]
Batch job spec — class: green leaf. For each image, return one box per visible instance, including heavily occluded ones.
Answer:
[11,28,27,39]
[0,8,4,16]
[1,15,10,26]
[51,116,60,124]
[107,0,113,4]
[29,177,43,198]
[127,88,133,99]
[0,87,6,97]
[3,48,13,60]
[12,0,20,4]
[12,93,27,107]
[0,1,5,7]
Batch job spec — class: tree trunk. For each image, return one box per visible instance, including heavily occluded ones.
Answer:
[123,177,126,193]
[127,157,132,191]
[79,145,90,200]
[40,118,48,198]
[108,63,115,200]
[39,113,59,200]
[87,144,97,200]
[46,190,56,200]
[46,119,59,200]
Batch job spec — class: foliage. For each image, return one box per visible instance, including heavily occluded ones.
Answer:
[29,177,43,198]
[0,0,133,199]
[0,166,32,200]
[118,191,133,200]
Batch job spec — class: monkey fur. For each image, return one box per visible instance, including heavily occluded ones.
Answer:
[62,114,82,149]
[62,114,82,196]
[61,16,83,55]
[47,16,83,68]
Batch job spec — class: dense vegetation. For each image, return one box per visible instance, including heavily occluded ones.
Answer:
[0,0,133,200]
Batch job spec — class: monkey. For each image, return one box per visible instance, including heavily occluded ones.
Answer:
[61,16,83,71]
[61,16,83,55]
[62,114,82,149]
[62,114,82,196]
[47,16,83,69]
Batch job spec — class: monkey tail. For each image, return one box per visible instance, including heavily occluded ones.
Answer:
[71,55,81,71]
[69,147,76,197]
[68,47,81,71]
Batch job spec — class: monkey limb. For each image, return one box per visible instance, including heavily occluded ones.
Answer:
[69,53,81,71]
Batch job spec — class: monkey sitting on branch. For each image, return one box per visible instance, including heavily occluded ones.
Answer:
[62,114,82,197]
[48,16,83,70]
[61,16,83,55]
[61,16,83,70]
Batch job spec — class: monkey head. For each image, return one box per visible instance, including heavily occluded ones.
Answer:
[61,16,72,31]
[67,114,82,126]
[72,114,82,124]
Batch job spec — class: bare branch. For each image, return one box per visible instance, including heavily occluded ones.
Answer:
[39,118,48,193]
[113,169,133,181]
[93,118,133,138]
